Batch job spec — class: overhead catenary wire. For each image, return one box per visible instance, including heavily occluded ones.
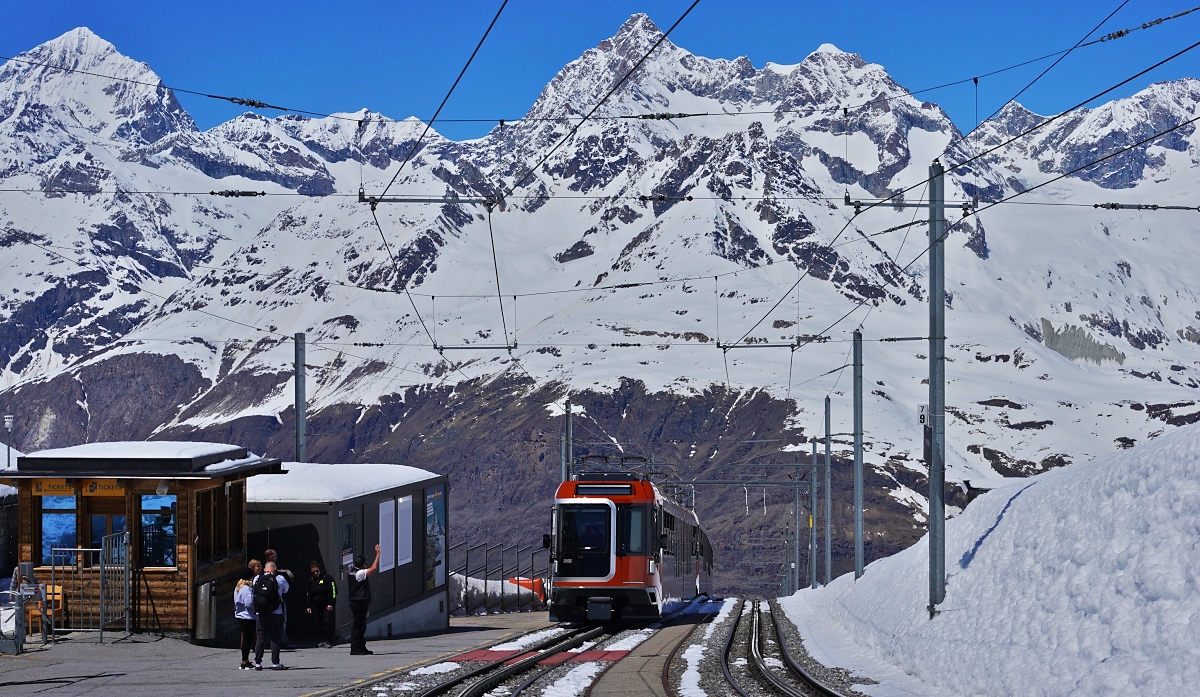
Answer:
[790,109,1200,363]
[496,0,702,204]
[945,0,1130,158]
[726,36,1200,351]
[2,2,1194,139]
[373,0,508,201]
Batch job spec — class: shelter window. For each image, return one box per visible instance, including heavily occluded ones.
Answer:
[40,495,77,566]
[140,494,177,567]
[196,485,239,565]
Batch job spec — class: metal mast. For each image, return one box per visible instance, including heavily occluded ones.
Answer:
[928,160,947,614]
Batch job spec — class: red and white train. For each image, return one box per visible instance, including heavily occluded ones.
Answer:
[544,472,713,622]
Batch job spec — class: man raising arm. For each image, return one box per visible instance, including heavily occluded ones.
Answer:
[348,544,380,655]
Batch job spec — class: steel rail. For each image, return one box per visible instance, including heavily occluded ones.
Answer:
[749,602,809,697]
[443,625,609,697]
[720,600,753,697]
[769,600,846,697]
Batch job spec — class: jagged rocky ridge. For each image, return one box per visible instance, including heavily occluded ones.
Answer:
[2,17,1200,589]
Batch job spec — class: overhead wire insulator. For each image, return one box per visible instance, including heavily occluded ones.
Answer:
[210,190,266,197]
[638,194,694,202]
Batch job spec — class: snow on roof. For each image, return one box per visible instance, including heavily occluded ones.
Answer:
[247,462,440,504]
[778,423,1200,696]
[24,441,242,460]
[0,441,25,471]
[1,442,27,497]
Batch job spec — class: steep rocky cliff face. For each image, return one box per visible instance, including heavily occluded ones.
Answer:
[3,16,1199,591]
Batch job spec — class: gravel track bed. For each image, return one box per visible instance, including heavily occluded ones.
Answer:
[767,600,876,697]
[725,600,781,697]
[665,597,736,697]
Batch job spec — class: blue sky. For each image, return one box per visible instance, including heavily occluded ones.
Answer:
[4,1,1199,140]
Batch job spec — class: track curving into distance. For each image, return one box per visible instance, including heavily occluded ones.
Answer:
[723,599,846,697]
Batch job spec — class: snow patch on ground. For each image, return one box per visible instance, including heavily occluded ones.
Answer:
[780,424,1200,696]
[409,662,460,676]
[603,628,655,651]
[490,626,566,651]
[540,662,604,697]
[679,597,738,697]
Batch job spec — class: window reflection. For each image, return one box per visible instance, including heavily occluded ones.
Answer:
[40,495,77,565]
[140,494,177,567]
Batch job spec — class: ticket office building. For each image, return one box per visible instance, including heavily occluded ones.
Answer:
[5,442,282,639]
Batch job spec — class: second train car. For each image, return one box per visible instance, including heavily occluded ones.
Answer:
[545,472,712,622]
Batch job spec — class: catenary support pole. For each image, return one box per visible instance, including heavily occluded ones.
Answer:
[793,449,801,593]
[810,438,818,588]
[294,332,306,463]
[929,160,947,614]
[560,397,569,482]
[566,397,573,480]
[853,329,864,579]
[824,396,832,586]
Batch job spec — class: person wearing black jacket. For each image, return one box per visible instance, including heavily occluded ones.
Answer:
[347,543,380,655]
[306,561,338,648]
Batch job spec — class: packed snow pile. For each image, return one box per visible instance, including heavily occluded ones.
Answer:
[780,424,1200,696]
[447,572,544,615]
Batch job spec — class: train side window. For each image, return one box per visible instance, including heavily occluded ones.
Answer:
[616,505,647,555]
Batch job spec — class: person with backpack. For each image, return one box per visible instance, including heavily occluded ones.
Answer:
[347,544,380,655]
[264,548,297,649]
[252,560,290,670]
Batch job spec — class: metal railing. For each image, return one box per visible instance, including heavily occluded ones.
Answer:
[48,531,130,642]
[447,541,549,615]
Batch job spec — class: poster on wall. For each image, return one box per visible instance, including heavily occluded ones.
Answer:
[397,496,414,566]
[379,499,396,572]
[424,484,446,591]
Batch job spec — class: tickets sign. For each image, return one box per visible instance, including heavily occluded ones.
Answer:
[32,479,74,495]
[83,479,124,496]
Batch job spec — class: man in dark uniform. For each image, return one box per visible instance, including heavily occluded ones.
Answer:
[347,543,380,655]
[306,560,338,648]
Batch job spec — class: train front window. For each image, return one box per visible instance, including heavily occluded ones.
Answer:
[617,505,647,555]
[558,505,611,577]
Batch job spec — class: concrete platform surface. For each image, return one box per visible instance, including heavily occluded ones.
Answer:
[0,614,554,696]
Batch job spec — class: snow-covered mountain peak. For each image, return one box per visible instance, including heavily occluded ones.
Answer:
[0,27,195,147]
[811,42,847,55]
[601,12,666,56]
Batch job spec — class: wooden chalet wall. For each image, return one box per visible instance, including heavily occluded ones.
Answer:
[15,475,252,638]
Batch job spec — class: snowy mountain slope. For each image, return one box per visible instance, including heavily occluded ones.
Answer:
[780,422,1200,697]
[2,16,1200,568]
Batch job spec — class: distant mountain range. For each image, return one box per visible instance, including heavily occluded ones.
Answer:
[3,15,1199,587]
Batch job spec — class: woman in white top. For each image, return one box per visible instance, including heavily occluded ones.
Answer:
[233,567,257,669]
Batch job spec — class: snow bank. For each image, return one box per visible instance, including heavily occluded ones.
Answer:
[447,573,543,615]
[780,425,1200,696]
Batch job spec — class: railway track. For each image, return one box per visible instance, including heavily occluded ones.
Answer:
[417,623,610,697]
[721,599,844,697]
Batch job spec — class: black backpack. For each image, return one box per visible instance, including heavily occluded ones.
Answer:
[252,573,281,614]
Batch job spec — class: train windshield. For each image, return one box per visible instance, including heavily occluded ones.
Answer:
[558,504,611,577]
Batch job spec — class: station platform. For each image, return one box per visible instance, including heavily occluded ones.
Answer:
[0,613,555,696]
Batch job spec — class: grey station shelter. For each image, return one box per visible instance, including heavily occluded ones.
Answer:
[246,462,449,639]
